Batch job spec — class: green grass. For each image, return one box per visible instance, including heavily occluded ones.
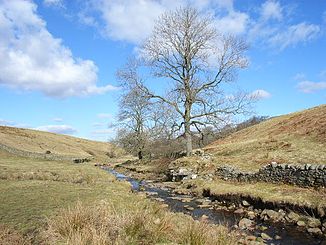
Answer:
[0,151,240,244]
[184,178,326,210]
[0,151,129,233]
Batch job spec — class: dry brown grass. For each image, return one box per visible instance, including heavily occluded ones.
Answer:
[187,178,326,210]
[204,104,326,170]
[0,224,31,245]
[44,201,238,245]
[178,221,236,245]
[0,126,124,161]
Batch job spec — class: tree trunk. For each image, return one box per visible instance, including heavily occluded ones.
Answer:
[184,121,192,156]
[138,150,143,160]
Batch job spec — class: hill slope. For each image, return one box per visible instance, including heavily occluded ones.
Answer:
[204,104,326,170]
[0,126,120,161]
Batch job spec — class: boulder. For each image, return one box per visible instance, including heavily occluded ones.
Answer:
[169,167,196,181]
[307,228,322,236]
[239,218,254,230]
[266,209,278,219]
[307,218,321,228]
[287,212,300,222]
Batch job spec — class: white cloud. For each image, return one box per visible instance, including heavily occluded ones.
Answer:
[261,0,282,21]
[97,113,113,119]
[81,0,248,44]
[35,125,77,134]
[43,0,64,8]
[248,1,321,51]
[297,81,326,93]
[250,89,272,99]
[0,0,118,98]
[94,0,172,44]
[0,119,15,126]
[77,0,321,50]
[268,22,320,50]
[214,11,249,34]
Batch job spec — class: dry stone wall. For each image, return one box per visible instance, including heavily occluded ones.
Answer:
[216,162,326,188]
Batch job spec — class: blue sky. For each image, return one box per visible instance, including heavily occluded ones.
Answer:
[0,0,325,141]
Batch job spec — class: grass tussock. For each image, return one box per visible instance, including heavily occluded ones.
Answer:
[0,224,31,245]
[44,201,238,245]
[179,221,235,245]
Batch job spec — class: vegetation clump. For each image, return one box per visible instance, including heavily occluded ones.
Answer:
[44,201,238,245]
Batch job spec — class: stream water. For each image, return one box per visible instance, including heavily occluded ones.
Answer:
[104,168,324,245]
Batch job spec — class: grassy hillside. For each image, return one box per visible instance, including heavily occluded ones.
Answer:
[0,126,123,161]
[0,146,237,244]
[204,104,326,170]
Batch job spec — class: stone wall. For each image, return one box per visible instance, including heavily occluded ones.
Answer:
[0,143,92,163]
[216,162,326,188]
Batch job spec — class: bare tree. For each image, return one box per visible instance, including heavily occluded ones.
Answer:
[116,60,176,159]
[135,7,251,156]
[116,62,151,160]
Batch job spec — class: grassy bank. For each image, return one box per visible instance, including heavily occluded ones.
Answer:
[0,151,239,244]
[182,178,326,211]
[117,159,326,217]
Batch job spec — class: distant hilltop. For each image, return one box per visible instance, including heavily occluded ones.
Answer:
[0,126,120,161]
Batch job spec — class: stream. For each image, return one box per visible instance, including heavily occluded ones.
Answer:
[104,167,324,245]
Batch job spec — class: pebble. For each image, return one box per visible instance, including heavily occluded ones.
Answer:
[239,218,254,230]
[259,225,268,231]
[242,200,251,207]
[197,204,212,208]
[234,208,245,214]
[297,220,306,227]
[200,214,209,220]
[247,211,256,219]
[185,206,194,211]
[261,232,272,240]
[307,227,322,236]
[274,235,282,240]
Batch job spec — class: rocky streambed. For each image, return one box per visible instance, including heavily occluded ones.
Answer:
[102,166,325,245]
